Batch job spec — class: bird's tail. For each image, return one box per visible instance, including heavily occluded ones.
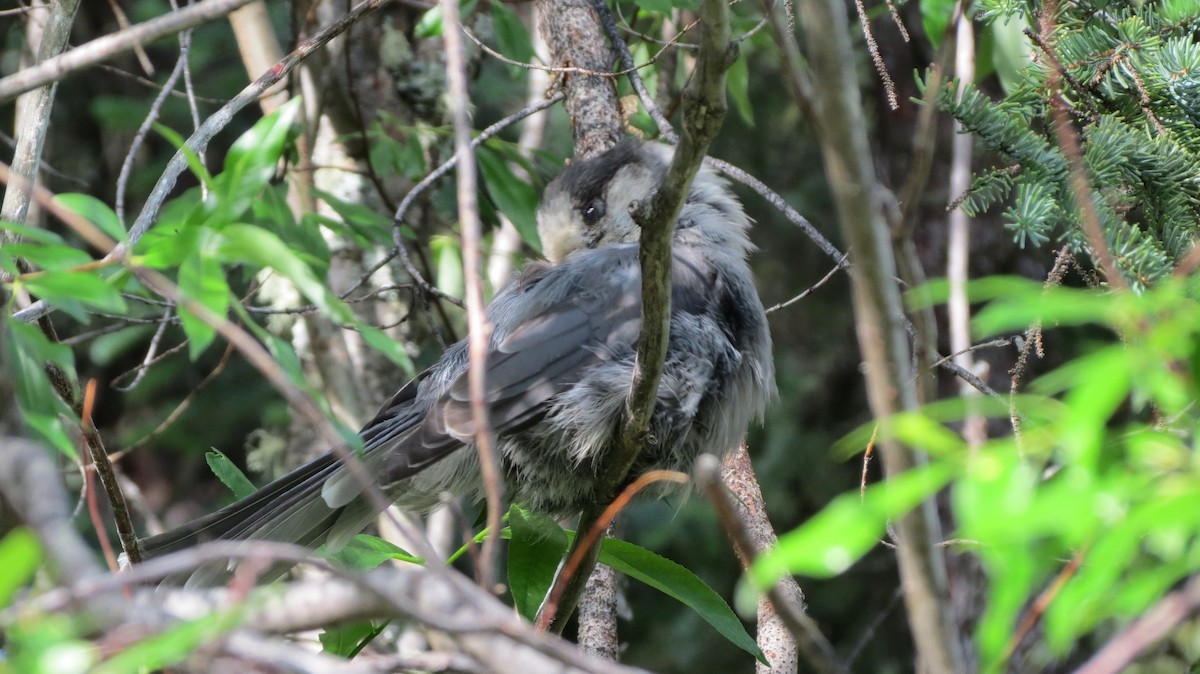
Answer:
[138,447,392,587]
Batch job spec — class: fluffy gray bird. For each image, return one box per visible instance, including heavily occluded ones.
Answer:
[140,141,775,581]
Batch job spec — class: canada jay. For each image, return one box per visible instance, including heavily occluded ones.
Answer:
[140,141,775,582]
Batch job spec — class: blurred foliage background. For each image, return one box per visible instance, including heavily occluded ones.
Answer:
[2,0,1199,672]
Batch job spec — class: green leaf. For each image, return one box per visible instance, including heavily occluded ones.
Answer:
[23,413,77,458]
[324,534,421,571]
[217,98,302,223]
[0,528,41,607]
[216,224,339,316]
[633,0,673,14]
[6,321,78,456]
[753,463,954,583]
[477,147,541,252]
[23,270,127,317]
[431,234,464,299]
[921,0,957,49]
[357,323,415,376]
[177,235,231,359]
[599,538,766,664]
[91,608,244,674]
[508,506,568,620]
[415,4,443,37]
[990,16,1033,95]
[492,3,534,68]
[154,123,214,188]
[320,621,384,657]
[3,243,94,271]
[0,220,67,245]
[315,189,394,248]
[5,614,95,674]
[727,55,754,126]
[205,450,256,499]
[54,193,126,242]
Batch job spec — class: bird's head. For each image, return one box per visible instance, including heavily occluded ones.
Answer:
[536,141,751,264]
[537,141,655,263]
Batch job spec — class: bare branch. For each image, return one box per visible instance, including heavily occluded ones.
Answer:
[773,0,967,668]
[703,451,846,674]
[1073,574,1200,674]
[442,0,504,591]
[0,0,260,103]
[0,0,79,237]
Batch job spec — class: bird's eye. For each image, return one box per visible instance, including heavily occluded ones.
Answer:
[582,199,606,226]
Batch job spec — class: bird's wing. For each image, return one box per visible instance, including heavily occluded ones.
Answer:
[384,242,718,485]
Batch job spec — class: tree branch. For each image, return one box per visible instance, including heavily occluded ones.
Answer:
[441,0,504,591]
[0,0,79,237]
[533,0,623,159]
[770,0,966,670]
[703,451,846,674]
[0,0,259,103]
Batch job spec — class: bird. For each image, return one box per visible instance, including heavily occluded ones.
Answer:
[138,140,776,584]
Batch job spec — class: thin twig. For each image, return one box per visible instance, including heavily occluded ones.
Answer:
[1004,546,1088,665]
[850,0,898,110]
[103,0,155,76]
[1072,574,1200,674]
[1023,27,1102,123]
[0,0,260,102]
[536,471,690,631]
[115,53,189,222]
[780,0,966,666]
[765,258,844,314]
[441,0,504,592]
[80,379,143,565]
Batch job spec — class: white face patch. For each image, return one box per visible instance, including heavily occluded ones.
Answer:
[595,163,657,246]
[537,189,586,263]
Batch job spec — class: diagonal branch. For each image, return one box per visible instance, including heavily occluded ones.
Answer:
[768,0,967,670]
[0,0,259,103]
[11,0,396,325]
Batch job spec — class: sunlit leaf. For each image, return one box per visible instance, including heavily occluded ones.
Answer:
[54,193,126,242]
[478,147,540,252]
[3,244,94,271]
[217,98,301,223]
[205,450,256,499]
[753,463,954,583]
[23,270,126,317]
[177,234,230,359]
[508,506,567,621]
[91,608,244,674]
[324,534,420,571]
[0,528,40,607]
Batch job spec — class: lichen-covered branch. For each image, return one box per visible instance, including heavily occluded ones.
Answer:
[533,0,623,159]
